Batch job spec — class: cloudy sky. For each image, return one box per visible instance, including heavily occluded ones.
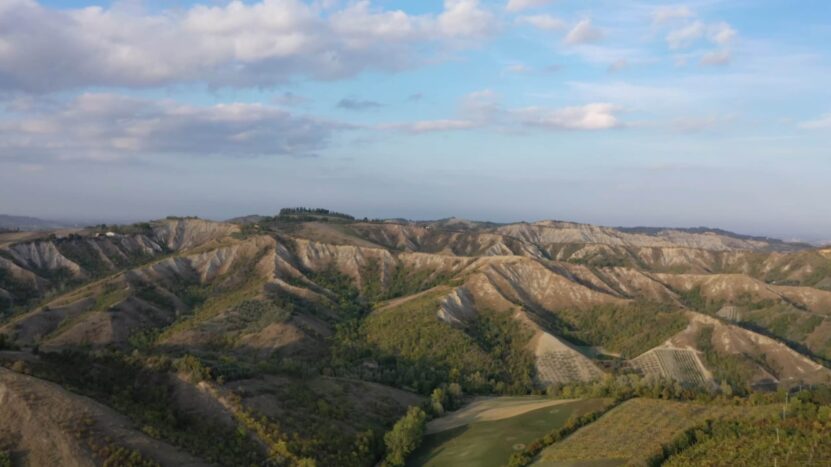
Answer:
[0,0,829,239]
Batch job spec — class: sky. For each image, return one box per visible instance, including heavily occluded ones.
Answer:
[0,0,830,240]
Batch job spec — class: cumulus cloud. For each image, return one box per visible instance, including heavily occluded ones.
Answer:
[0,93,345,161]
[514,103,620,130]
[708,22,737,45]
[799,113,831,130]
[505,0,556,12]
[0,0,496,93]
[336,98,382,110]
[652,5,694,25]
[385,90,621,132]
[666,20,736,49]
[439,0,497,40]
[700,49,731,66]
[565,19,605,45]
[666,21,704,49]
[517,14,566,31]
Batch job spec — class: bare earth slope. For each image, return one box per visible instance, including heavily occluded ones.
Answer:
[0,367,206,467]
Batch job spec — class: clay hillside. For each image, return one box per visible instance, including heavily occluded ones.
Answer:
[2,210,831,466]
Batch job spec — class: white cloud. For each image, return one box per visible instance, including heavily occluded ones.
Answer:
[700,49,731,66]
[505,0,556,13]
[666,21,704,49]
[651,6,694,25]
[799,113,831,130]
[514,103,620,130]
[708,22,737,45]
[666,20,736,50]
[382,119,478,133]
[517,14,566,31]
[564,19,605,45]
[460,89,503,123]
[0,0,497,93]
[438,0,497,40]
[0,93,345,160]
[387,90,621,132]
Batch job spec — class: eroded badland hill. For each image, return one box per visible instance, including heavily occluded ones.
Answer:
[2,212,831,465]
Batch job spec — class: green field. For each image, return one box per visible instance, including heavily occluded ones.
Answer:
[409,398,610,467]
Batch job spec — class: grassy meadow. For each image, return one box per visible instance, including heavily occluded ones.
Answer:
[409,398,610,467]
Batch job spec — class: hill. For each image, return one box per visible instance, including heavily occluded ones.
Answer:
[0,215,68,232]
[0,214,830,465]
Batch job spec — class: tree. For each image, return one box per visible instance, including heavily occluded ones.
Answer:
[384,406,427,466]
[430,388,446,416]
[447,382,463,409]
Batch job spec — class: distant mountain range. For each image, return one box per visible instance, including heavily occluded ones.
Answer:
[0,214,68,231]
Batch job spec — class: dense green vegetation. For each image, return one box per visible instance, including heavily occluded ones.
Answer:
[304,262,534,395]
[383,406,427,466]
[360,259,451,304]
[0,261,77,316]
[87,441,159,467]
[675,285,831,364]
[547,302,688,358]
[0,265,41,315]
[278,207,356,222]
[695,325,759,395]
[0,451,10,467]
[332,289,535,395]
[12,347,377,467]
[658,390,831,466]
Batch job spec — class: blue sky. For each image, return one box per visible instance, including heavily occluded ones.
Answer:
[0,0,829,240]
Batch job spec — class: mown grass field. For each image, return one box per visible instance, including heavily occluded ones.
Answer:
[532,398,777,466]
[409,398,611,467]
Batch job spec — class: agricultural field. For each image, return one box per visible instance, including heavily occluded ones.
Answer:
[410,398,611,467]
[664,418,831,466]
[628,348,710,386]
[532,398,776,466]
[534,333,605,386]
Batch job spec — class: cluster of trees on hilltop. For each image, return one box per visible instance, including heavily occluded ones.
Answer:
[278,207,355,220]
